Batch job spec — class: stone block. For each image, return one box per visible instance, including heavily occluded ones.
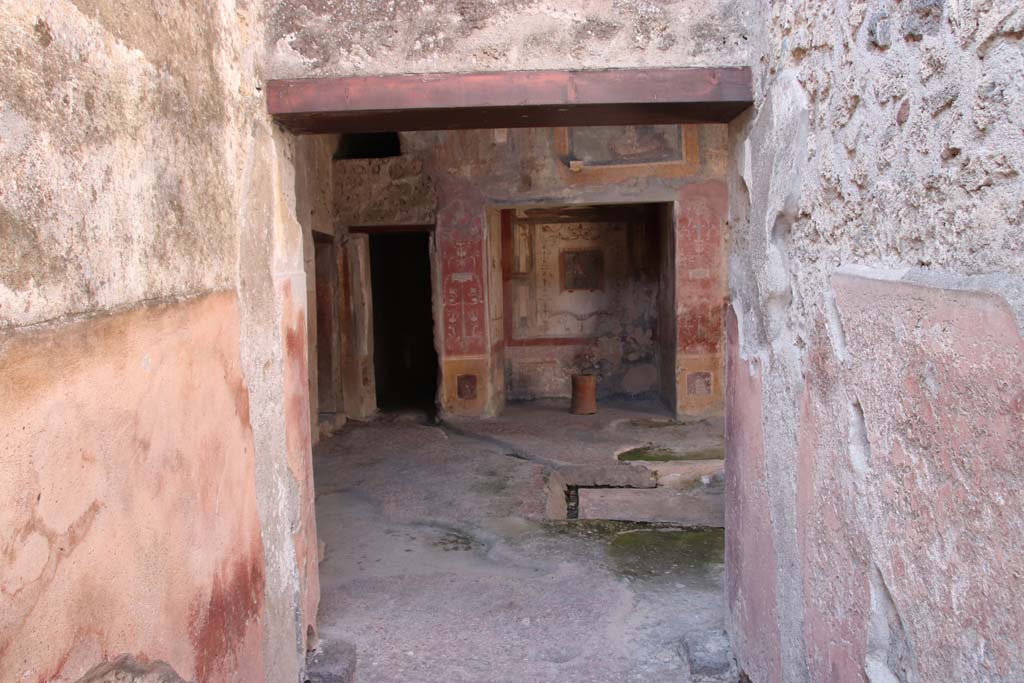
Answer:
[305,639,357,683]
[642,460,724,489]
[678,629,740,683]
[578,487,723,526]
[555,464,657,489]
[75,656,186,683]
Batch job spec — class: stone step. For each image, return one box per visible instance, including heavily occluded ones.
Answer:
[554,463,657,489]
[578,487,724,526]
[305,639,357,683]
[545,463,657,519]
[678,629,741,683]
[635,459,724,489]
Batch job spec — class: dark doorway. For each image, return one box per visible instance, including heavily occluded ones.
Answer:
[369,231,438,414]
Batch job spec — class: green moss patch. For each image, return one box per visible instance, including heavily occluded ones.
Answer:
[608,528,724,582]
[432,530,478,552]
[626,418,679,429]
[616,445,724,462]
[540,521,725,584]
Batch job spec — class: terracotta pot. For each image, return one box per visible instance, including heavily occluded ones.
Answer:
[570,374,597,415]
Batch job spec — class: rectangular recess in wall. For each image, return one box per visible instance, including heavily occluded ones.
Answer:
[501,204,664,349]
[457,374,478,400]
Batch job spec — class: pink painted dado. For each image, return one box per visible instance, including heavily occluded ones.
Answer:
[280,280,321,652]
[820,272,1024,682]
[728,271,1024,683]
[724,308,783,683]
[675,181,728,415]
[0,293,266,683]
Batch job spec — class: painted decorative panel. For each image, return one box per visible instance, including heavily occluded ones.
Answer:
[441,235,487,356]
[560,249,605,291]
[511,222,532,275]
[569,125,684,166]
[503,205,663,400]
[529,221,625,340]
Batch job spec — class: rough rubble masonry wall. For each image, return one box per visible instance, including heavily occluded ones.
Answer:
[728,1,1024,682]
[266,0,755,79]
[1,3,319,682]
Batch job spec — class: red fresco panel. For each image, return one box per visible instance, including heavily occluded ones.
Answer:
[676,181,727,355]
[439,197,488,357]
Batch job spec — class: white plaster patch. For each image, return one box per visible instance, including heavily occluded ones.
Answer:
[0,106,32,159]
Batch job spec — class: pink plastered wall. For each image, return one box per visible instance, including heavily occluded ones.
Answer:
[0,293,266,683]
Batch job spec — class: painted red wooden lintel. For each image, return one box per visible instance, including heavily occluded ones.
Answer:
[267,67,753,134]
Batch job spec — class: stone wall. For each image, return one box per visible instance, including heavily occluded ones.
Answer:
[727,1,1024,681]
[266,0,755,79]
[334,156,438,229]
[1,2,320,681]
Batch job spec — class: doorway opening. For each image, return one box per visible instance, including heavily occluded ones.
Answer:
[278,67,751,682]
[366,229,438,415]
[310,128,731,681]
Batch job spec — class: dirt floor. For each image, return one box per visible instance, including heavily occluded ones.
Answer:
[311,400,729,682]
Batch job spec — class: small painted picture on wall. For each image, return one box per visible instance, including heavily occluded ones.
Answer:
[560,249,604,291]
[569,125,684,166]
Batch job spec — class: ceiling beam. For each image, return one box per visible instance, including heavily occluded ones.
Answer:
[266,67,753,134]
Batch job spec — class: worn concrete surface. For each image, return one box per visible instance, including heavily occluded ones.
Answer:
[305,639,357,683]
[312,408,729,682]
[447,398,724,467]
[679,629,740,683]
